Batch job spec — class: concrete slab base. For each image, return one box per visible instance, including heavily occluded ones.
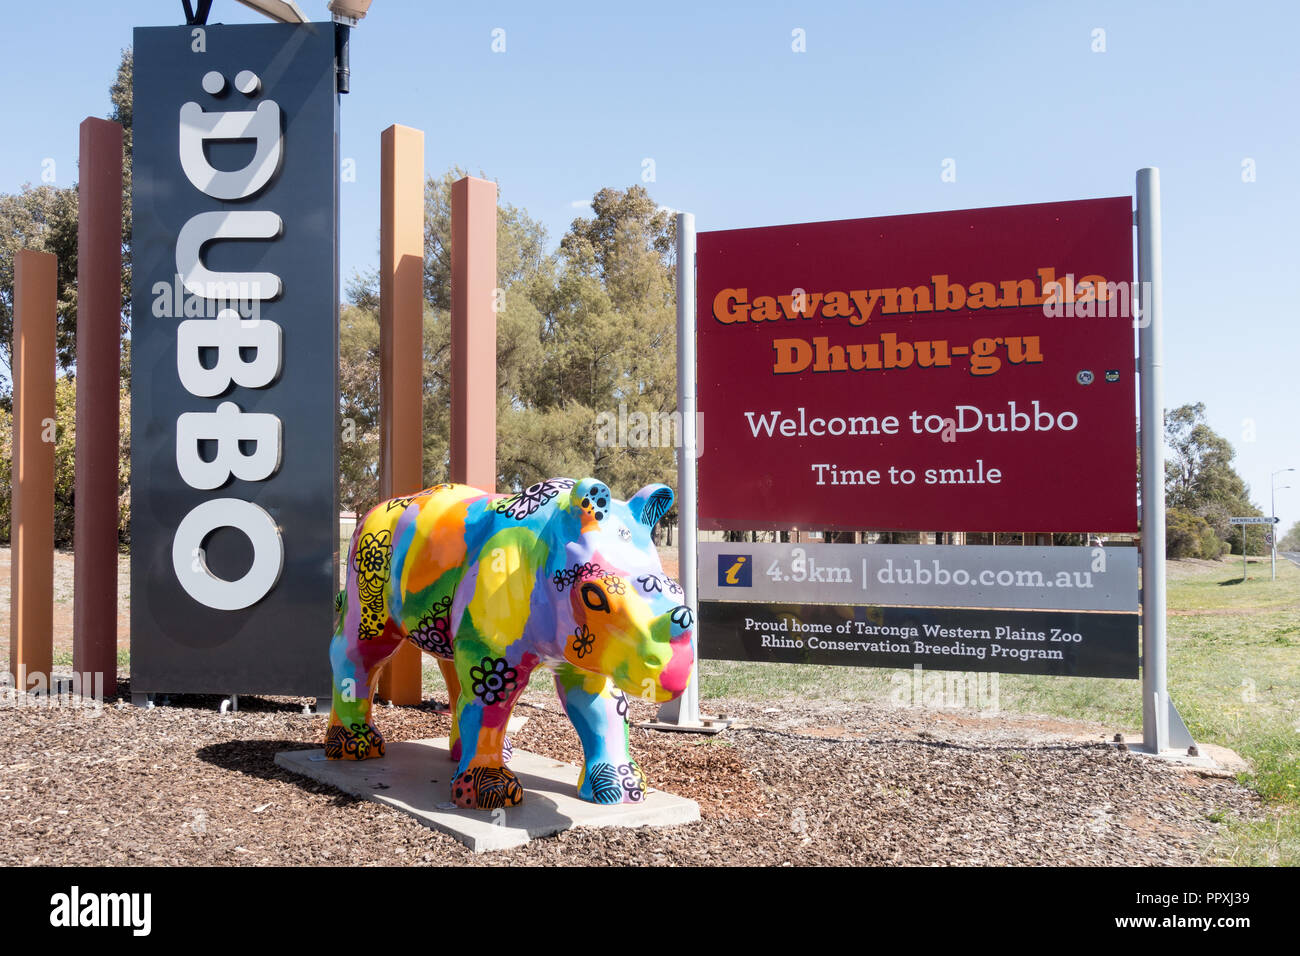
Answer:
[275,737,700,853]
[635,715,735,734]
[1108,734,1249,775]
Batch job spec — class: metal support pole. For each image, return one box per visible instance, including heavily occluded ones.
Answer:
[656,212,701,726]
[1243,525,1247,582]
[1137,168,1169,754]
[1270,471,1290,580]
[1137,168,1194,755]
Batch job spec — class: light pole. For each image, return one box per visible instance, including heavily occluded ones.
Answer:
[1273,468,1294,581]
[225,3,374,94]
[327,1,374,94]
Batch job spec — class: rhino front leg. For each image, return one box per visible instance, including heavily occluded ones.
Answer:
[449,650,536,810]
[554,666,647,804]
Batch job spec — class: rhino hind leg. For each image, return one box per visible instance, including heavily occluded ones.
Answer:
[448,650,536,809]
[436,658,513,764]
[325,624,404,760]
[326,517,405,761]
[451,765,523,810]
[324,716,386,760]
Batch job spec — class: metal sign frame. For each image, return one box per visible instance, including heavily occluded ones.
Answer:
[666,171,1196,757]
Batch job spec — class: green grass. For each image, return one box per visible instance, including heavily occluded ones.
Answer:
[698,556,1300,866]
[1166,561,1300,847]
[1211,809,1300,866]
[700,660,1146,726]
[51,648,132,671]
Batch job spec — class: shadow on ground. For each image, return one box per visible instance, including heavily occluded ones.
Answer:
[195,739,370,808]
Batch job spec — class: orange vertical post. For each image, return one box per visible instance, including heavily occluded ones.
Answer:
[9,251,57,693]
[450,176,498,490]
[376,124,425,706]
[73,117,123,697]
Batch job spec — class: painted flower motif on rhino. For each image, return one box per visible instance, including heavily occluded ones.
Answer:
[470,657,518,705]
[353,530,393,640]
[494,478,575,520]
[571,625,595,659]
[553,561,607,592]
[353,531,392,575]
[409,595,454,657]
[636,573,682,597]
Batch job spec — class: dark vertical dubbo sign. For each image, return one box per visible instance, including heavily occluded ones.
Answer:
[131,23,338,696]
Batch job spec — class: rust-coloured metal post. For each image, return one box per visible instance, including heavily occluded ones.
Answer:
[73,117,123,697]
[9,251,57,693]
[376,124,425,706]
[450,176,498,490]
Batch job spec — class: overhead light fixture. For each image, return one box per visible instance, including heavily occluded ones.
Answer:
[327,0,373,26]
[233,0,310,23]
[326,1,375,94]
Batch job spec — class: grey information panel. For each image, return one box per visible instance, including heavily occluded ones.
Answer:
[131,23,338,696]
[700,543,1138,612]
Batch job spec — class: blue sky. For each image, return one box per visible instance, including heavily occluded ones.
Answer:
[2,0,1297,530]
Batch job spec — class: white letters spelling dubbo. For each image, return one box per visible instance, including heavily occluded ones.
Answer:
[171,71,286,610]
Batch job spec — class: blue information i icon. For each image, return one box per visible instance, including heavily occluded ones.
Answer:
[718,554,752,588]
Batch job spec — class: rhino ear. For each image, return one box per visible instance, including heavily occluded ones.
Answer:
[628,484,674,529]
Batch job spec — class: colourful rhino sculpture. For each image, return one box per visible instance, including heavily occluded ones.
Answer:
[327,477,695,810]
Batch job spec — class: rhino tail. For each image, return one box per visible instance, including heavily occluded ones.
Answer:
[335,515,367,624]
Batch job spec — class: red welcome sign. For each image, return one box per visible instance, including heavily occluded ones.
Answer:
[696,197,1137,533]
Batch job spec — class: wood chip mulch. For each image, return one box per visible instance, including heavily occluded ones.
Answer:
[0,686,1262,866]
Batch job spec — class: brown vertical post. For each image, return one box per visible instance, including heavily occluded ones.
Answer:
[450,176,498,490]
[73,117,123,698]
[9,251,57,693]
[376,124,425,706]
